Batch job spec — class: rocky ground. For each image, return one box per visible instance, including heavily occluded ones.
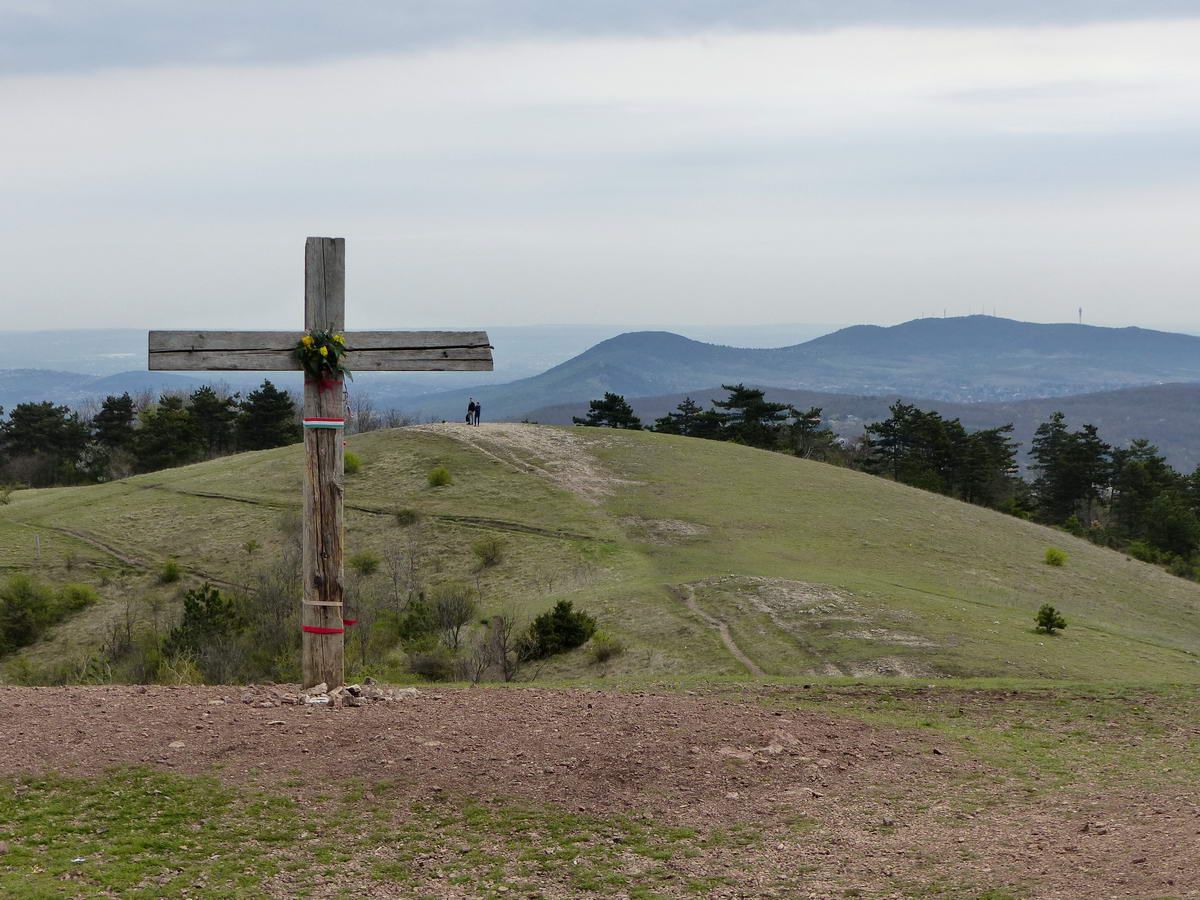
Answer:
[1,683,1197,898]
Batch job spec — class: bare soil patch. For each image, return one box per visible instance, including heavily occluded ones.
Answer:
[2,684,1197,898]
[418,422,635,502]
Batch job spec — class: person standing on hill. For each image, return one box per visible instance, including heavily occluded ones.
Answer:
[466,398,476,425]
[474,400,482,426]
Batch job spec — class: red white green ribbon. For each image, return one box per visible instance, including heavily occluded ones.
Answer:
[303,417,345,429]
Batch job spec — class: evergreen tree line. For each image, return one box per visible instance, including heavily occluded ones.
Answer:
[0,381,300,487]
[576,387,1200,579]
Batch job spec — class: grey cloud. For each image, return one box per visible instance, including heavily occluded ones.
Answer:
[3,0,1199,75]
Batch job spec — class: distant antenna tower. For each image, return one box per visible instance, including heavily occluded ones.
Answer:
[1078,307,1083,325]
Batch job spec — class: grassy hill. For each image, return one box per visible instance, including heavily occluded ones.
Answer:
[3,423,1199,683]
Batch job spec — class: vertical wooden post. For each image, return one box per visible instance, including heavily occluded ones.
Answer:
[301,237,346,689]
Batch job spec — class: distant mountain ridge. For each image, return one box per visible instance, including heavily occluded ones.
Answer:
[402,316,1200,421]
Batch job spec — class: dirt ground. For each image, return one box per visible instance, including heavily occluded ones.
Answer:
[2,684,1197,898]
[416,422,634,502]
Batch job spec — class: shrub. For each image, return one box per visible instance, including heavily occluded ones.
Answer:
[344,451,362,475]
[1063,515,1086,538]
[347,550,382,577]
[588,631,625,664]
[407,646,455,681]
[1044,547,1067,567]
[159,559,182,583]
[1035,604,1067,635]
[1167,555,1196,580]
[1127,540,1160,564]
[0,575,98,656]
[158,651,204,686]
[58,583,98,612]
[427,466,452,487]
[521,600,597,660]
[395,508,422,527]
[242,539,261,556]
[0,484,15,505]
[163,583,237,658]
[471,535,503,568]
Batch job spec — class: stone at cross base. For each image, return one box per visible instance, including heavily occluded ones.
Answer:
[149,236,493,688]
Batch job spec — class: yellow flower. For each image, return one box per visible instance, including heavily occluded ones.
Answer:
[333,334,345,345]
[319,346,328,357]
[301,335,314,348]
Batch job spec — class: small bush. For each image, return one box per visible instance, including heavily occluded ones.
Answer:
[0,575,99,656]
[242,539,261,556]
[471,535,503,568]
[427,466,452,487]
[0,484,14,505]
[1127,540,1160,564]
[1063,515,1086,538]
[344,451,362,475]
[588,631,625,664]
[347,550,382,577]
[395,508,422,527]
[158,652,203,686]
[58,584,98,612]
[159,559,182,583]
[1035,604,1067,634]
[1043,547,1067,567]
[407,646,455,681]
[521,600,597,660]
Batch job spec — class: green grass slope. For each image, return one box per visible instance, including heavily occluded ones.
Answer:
[3,423,1199,683]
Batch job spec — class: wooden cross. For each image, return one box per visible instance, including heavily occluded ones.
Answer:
[148,237,493,689]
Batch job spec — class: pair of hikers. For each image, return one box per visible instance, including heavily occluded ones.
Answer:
[466,398,482,426]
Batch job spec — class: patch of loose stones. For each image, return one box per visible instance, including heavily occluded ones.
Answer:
[229,677,421,710]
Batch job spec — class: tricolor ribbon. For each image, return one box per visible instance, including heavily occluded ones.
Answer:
[303,417,345,429]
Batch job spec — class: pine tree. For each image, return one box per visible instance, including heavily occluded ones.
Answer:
[0,401,91,486]
[189,386,239,456]
[572,393,642,430]
[132,395,203,472]
[652,397,703,435]
[780,406,839,460]
[92,393,136,449]
[711,384,789,449]
[237,380,301,450]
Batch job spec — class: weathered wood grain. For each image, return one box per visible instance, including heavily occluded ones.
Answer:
[149,330,491,351]
[148,347,493,371]
[301,237,346,690]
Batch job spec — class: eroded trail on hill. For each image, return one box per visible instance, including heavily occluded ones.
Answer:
[417,422,635,503]
[122,480,595,542]
[678,583,767,677]
[10,519,249,591]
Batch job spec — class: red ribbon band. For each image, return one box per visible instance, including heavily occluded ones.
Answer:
[301,619,358,635]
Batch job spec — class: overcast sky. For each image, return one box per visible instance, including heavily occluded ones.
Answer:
[3,1,1199,333]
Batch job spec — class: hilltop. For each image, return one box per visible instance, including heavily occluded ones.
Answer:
[405,316,1200,421]
[4,423,1199,683]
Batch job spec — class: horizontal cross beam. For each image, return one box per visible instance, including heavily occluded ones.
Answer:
[148,330,493,372]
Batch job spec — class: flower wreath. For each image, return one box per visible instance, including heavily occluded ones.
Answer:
[294,330,352,383]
